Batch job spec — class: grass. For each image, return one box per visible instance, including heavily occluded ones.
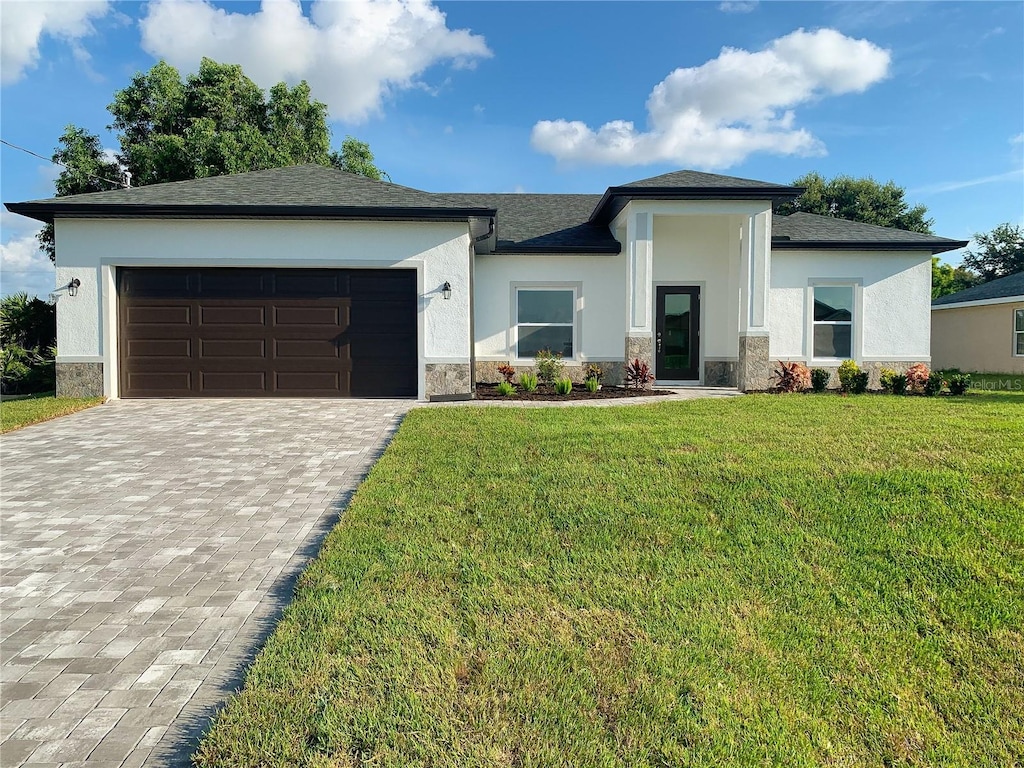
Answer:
[0,392,104,433]
[196,392,1023,768]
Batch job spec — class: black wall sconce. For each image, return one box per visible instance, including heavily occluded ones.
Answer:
[67,278,81,297]
[441,281,452,300]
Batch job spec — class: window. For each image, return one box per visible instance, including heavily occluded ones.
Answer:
[812,285,854,359]
[1016,309,1024,357]
[516,288,575,358]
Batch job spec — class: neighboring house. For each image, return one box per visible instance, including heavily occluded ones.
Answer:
[931,271,1024,374]
[5,165,967,400]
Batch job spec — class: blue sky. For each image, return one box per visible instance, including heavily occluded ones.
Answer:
[2,0,1022,299]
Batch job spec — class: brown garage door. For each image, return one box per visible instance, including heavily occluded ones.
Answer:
[118,268,417,398]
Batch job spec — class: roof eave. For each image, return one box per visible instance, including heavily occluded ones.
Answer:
[589,185,804,224]
[4,202,498,224]
[490,244,622,255]
[771,239,969,255]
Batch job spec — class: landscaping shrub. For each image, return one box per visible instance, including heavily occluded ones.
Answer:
[890,374,909,395]
[837,360,861,393]
[924,371,945,396]
[553,377,572,395]
[519,372,538,392]
[879,368,899,393]
[810,368,830,393]
[584,376,599,393]
[905,363,930,394]
[0,293,57,395]
[624,358,654,390]
[496,380,515,396]
[771,361,811,393]
[948,372,971,396]
[851,371,869,394]
[496,362,516,384]
[534,349,564,383]
[584,362,603,382]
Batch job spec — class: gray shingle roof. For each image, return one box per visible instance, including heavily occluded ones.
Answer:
[7,164,491,216]
[5,164,967,255]
[772,212,968,254]
[442,193,616,252]
[932,271,1024,306]
[622,169,796,190]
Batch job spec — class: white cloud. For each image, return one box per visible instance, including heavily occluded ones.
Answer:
[531,28,891,169]
[0,0,111,85]
[139,0,491,123]
[1012,133,1024,146]
[1,212,54,300]
[719,2,758,13]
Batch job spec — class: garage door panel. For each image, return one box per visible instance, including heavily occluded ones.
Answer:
[200,339,266,358]
[200,305,267,326]
[126,371,193,395]
[200,371,267,392]
[126,305,192,325]
[119,268,416,398]
[125,339,192,358]
[274,338,340,358]
[197,272,268,296]
[273,272,348,297]
[275,371,342,391]
[273,306,341,326]
[122,270,192,297]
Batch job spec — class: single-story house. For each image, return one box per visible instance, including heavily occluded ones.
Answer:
[931,271,1024,374]
[5,164,967,400]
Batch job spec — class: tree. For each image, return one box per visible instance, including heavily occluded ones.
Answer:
[931,257,980,299]
[38,126,124,261]
[40,58,383,261]
[331,136,385,181]
[778,172,933,234]
[960,223,1024,282]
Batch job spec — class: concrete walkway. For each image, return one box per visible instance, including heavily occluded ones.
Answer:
[0,399,412,768]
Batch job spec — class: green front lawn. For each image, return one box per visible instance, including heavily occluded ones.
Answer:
[196,393,1023,767]
[0,393,104,433]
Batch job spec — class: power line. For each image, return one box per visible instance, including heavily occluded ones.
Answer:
[0,138,128,190]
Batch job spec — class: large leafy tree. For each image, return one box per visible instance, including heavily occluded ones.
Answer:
[777,172,934,234]
[38,126,124,260]
[931,257,980,299]
[39,58,383,261]
[960,223,1024,282]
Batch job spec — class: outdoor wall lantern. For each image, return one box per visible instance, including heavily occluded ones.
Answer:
[441,281,452,300]
[67,278,81,297]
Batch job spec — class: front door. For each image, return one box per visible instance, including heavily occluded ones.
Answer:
[655,286,700,381]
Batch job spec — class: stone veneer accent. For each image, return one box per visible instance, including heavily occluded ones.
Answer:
[737,335,771,392]
[704,360,738,387]
[56,362,103,398]
[625,334,653,370]
[476,360,626,387]
[425,363,472,399]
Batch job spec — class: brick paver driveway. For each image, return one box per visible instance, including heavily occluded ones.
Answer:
[0,399,412,767]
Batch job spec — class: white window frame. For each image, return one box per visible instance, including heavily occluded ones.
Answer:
[1015,308,1024,357]
[807,280,862,363]
[511,283,581,362]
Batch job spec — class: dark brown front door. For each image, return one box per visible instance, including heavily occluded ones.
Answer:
[118,268,416,398]
[655,286,700,381]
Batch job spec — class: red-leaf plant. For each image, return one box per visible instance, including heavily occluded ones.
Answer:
[496,362,516,384]
[771,360,811,393]
[624,358,654,390]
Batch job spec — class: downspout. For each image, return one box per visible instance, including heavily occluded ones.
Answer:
[468,218,495,398]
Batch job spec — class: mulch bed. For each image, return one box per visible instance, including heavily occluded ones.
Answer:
[475,383,674,401]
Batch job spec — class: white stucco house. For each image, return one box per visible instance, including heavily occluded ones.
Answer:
[5,164,967,400]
